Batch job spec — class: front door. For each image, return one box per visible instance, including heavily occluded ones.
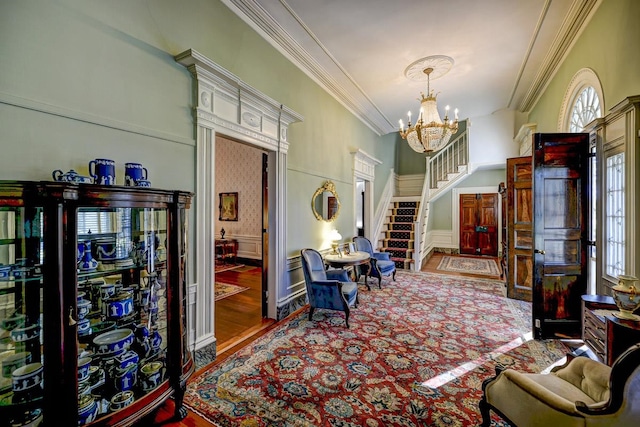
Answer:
[532,133,589,339]
[459,193,498,256]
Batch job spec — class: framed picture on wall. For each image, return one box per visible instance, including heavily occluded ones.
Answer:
[219,192,238,221]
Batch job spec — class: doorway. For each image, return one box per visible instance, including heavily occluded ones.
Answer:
[459,193,499,256]
[356,179,365,237]
[214,136,268,353]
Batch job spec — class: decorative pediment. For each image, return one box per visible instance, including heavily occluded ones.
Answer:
[175,49,302,152]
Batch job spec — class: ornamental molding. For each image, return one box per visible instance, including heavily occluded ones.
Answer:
[351,149,382,181]
[514,123,537,156]
[518,0,601,113]
[175,49,303,153]
[219,0,392,135]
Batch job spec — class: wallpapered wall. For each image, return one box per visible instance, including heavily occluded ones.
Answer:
[215,136,264,239]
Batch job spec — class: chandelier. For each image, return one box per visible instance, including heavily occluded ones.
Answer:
[398,56,459,154]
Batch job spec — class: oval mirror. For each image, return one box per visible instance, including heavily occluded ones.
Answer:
[312,181,340,222]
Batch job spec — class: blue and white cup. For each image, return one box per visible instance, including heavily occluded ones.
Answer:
[124,163,148,187]
[89,158,116,185]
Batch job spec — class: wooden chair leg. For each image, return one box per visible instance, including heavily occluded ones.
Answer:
[344,307,350,328]
[479,397,492,427]
[392,271,396,281]
[308,307,315,321]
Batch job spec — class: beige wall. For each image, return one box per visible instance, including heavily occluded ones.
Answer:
[214,137,264,241]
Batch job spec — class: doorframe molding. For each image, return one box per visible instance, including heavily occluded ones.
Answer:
[351,149,381,242]
[451,186,502,254]
[175,49,302,351]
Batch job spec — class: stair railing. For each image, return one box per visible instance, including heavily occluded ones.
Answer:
[414,129,469,270]
[428,130,469,190]
[412,159,430,271]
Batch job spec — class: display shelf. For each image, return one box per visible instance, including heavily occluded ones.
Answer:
[0,181,192,426]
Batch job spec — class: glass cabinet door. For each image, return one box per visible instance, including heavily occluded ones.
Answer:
[0,207,45,426]
[75,206,169,424]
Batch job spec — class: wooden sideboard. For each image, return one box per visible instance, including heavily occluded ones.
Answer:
[215,239,238,265]
[582,294,640,366]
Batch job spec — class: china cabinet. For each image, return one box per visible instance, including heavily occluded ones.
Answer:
[0,181,192,426]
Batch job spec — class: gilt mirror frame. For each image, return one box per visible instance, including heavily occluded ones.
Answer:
[312,181,340,222]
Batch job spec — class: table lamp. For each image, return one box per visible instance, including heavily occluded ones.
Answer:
[328,229,342,254]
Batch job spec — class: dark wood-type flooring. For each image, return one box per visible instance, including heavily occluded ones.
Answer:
[213,265,274,355]
[151,253,501,426]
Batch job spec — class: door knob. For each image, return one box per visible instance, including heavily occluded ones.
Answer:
[534,249,546,255]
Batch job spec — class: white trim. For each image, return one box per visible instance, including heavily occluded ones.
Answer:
[428,230,456,249]
[175,49,302,349]
[219,0,392,135]
[514,123,537,156]
[351,149,382,241]
[558,68,604,132]
[396,174,424,197]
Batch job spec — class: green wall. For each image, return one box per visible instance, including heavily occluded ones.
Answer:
[430,168,506,230]
[528,0,640,129]
[0,0,395,258]
[395,120,467,175]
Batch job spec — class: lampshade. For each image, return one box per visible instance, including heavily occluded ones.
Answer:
[328,229,342,254]
[328,229,342,242]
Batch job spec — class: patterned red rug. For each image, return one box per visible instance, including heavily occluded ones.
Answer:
[185,271,568,426]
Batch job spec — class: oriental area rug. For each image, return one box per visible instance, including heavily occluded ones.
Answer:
[185,271,568,427]
[437,255,501,277]
[215,282,250,301]
[215,261,246,273]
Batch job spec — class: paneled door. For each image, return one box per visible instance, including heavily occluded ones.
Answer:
[532,133,589,339]
[507,156,533,302]
[459,193,498,256]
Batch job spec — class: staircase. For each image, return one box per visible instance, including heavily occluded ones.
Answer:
[380,199,420,270]
[376,128,470,271]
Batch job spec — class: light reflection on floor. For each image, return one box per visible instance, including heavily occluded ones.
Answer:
[419,331,567,388]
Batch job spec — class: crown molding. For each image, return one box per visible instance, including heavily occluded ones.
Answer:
[220,0,394,136]
[518,0,602,113]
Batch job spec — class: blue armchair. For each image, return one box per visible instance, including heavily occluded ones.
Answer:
[353,236,396,289]
[300,248,359,328]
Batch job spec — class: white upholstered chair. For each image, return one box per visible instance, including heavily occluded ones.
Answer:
[479,343,640,426]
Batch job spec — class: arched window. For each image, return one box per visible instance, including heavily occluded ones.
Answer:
[569,86,601,132]
[558,68,603,132]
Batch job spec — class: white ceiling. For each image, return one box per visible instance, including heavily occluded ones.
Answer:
[222,0,600,135]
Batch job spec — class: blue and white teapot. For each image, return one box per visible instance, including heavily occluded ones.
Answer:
[52,169,92,184]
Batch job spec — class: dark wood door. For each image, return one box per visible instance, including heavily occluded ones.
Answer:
[459,193,498,256]
[261,152,268,316]
[533,133,589,339]
[507,156,533,302]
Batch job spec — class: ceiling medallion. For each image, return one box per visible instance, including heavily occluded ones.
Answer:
[399,55,459,154]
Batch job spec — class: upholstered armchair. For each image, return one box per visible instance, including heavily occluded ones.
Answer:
[353,236,396,290]
[479,343,640,427]
[300,248,359,328]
